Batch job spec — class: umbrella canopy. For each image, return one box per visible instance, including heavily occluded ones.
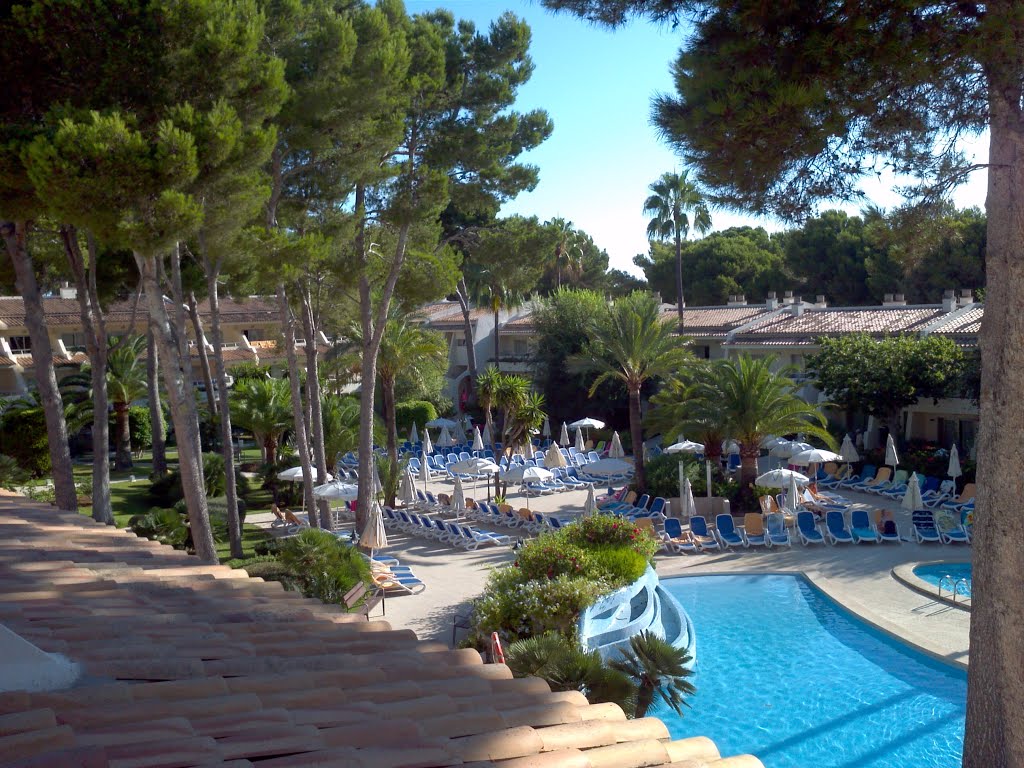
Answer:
[437,425,454,447]
[278,466,331,483]
[542,416,551,437]
[839,434,860,462]
[426,417,458,429]
[723,440,740,455]
[884,434,899,467]
[449,457,499,476]
[789,448,844,466]
[680,476,697,519]
[582,458,633,477]
[452,476,466,512]
[472,426,484,451]
[313,481,359,500]
[499,464,553,484]
[569,417,605,429]
[453,420,468,445]
[755,468,810,488]
[399,468,416,504]
[583,484,596,516]
[409,423,419,444]
[948,444,962,479]
[760,435,783,449]
[772,440,813,459]
[559,422,570,447]
[666,440,705,454]
[359,502,388,553]
[545,443,568,468]
[423,429,433,455]
[785,472,801,512]
[902,472,924,511]
[574,427,585,453]
[608,432,625,459]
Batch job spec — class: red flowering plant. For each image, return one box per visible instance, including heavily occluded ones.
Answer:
[564,514,660,560]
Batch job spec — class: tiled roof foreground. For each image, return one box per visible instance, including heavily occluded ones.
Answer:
[0,501,763,768]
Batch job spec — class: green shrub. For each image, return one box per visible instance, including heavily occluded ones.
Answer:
[394,400,437,434]
[128,507,188,548]
[149,452,240,506]
[277,529,372,605]
[0,454,29,489]
[0,409,50,478]
[586,545,649,585]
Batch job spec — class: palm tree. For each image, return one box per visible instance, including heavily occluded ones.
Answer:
[647,364,728,470]
[572,292,692,491]
[230,377,293,465]
[503,390,546,457]
[477,366,502,443]
[334,313,447,463]
[610,631,696,719]
[505,633,637,714]
[548,218,584,288]
[106,336,148,470]
[694,355,834,490]
[643,171,712,329]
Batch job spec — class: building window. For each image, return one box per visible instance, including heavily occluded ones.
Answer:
[514,339,528,357]
[7,336,30,353]
[244,328,269,342]
[61,333,87,350]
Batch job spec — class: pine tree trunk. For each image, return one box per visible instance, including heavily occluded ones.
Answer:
[628,385,645,492]
[300,289,331,530]
[203,255,244,559]
[147,324,167,476]
[456,277,478,384]
[277,284,317,525]
[2,220,78,513]
[136,250,216,563]
[187,292,218,444]
[963,65,1024,768]
[493,305,501,371]
[61,226,113,522]
[382,375,398,462]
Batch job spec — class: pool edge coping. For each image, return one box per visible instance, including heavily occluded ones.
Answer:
[891,562,972,613]
[661,569,969,672]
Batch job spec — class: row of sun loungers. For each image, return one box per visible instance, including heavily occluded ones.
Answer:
[817,464,975,511]
[383,507,513,550]
[661,507,971,553]
[363,553,427,595]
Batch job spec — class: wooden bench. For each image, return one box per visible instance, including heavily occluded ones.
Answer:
[343,581,384,620]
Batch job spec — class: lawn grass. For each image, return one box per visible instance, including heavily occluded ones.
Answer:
[74,446,276,564]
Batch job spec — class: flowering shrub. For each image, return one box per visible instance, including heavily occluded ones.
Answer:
[515,539,591,581]
[472,568,609,643]
[563,514,660,560]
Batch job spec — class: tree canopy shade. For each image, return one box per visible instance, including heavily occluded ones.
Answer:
[635,226,783,307]
[538,3,1024,758]
[807,334,964,443]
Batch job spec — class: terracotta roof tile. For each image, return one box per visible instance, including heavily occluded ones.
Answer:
[0,498,763,768]
[728,306,948,347]
[931,306,983,336]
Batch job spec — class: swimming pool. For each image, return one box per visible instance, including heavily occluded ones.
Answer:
[914,562,973,598]
[656,575,966,768]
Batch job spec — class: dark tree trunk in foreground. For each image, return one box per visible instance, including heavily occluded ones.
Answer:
[278,284,317,526]
[300,290,331,530]
[187,292,218,440]
[2,220,78,513]
[628,386,645,492]
[675,232,684,331]
[964,60,1024,767]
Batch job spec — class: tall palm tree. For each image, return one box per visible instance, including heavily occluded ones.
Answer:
[548,218,584,288]
[643,171,712,329]
[647,366,728,469]
[493,372,530,454]
[106,336,148,470]
[230,377,293,465]
[694,355,834,489]
[610,631,696,719]
[476,366,502,443]
[334,312,447,463]
[572,292,692,491]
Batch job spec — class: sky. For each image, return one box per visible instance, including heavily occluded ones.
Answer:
[407,0,989,277]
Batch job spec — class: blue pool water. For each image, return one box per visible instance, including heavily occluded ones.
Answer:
[656,575,966,768]
[914,562,973,597]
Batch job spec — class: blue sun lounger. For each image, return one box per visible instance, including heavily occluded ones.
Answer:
[765,513,792,547]
[912,509,943,543]
[850,509,880,543]
[825,510,854,544]
[796,511,825,545]
[714,514,744,548]
[689,516,720,551]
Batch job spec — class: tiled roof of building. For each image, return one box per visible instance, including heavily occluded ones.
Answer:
[662,305,779,339]
[728,306,948,347]
[931,306,983,337]
[501,315,536,336]
[0,500,761,768]
[0,296,278,331]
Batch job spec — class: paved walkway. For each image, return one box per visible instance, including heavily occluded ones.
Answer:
[249,471,971,666]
